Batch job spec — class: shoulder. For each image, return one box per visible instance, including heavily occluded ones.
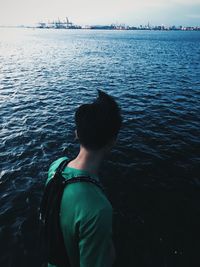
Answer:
[47,156,69,182]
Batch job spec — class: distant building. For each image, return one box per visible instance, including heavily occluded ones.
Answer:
[36,18,200,31]
[37,17,81,29]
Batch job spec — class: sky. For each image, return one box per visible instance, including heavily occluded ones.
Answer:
[0,0,200,26]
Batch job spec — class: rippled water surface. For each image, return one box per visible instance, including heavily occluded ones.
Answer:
[0,28,200,267]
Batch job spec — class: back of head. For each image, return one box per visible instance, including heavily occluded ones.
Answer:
[75,90,122,150]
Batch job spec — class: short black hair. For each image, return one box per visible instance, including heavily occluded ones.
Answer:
[75,90,122,150]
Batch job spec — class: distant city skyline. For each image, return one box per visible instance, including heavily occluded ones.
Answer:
[0,0,200,26]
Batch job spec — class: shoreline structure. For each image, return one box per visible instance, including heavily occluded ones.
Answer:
[1,17,200,31]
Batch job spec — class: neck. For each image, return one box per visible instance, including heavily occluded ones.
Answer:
[68,146,104,176]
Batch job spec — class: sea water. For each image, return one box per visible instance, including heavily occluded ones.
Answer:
[0,28,200,266]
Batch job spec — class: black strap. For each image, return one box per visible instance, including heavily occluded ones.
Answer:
[54,159,69,176]
[62,176,105,192]
[39,159,71,267]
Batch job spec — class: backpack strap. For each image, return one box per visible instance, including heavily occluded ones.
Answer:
[39,158,72,267]
[62,176,105,193]
[52,158,69,179]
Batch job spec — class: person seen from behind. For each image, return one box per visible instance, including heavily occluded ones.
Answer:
[41,90,122,267]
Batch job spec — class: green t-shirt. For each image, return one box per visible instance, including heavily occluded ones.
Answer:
[47,156,113,267]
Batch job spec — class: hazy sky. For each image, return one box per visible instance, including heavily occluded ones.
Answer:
[0,0,200,26]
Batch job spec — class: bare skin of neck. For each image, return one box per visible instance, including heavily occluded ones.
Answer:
[67,145,109,176]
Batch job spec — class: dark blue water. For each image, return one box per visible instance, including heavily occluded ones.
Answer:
[0,28,200,267]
